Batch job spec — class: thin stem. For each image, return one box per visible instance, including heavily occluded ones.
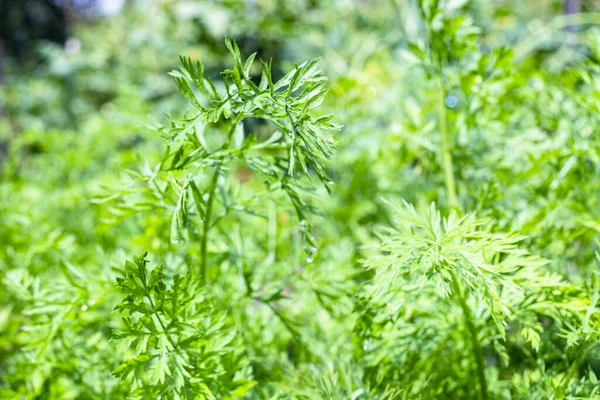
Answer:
[437,74,459,210]
[555,342,586,399]
[263,300,300,339]
[199,114,243,284]
[450,270,489,400]
[142,278,178,351]
[200,170,219,285]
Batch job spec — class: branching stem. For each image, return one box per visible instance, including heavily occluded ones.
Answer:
[555,342,586,399]
[200,114,243,284]
[142,282,178,351]
[450,270,489,400]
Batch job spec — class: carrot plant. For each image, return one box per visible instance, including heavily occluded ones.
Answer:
[352,1,600,399]
[1,1,599,399]
[101,39,339,398]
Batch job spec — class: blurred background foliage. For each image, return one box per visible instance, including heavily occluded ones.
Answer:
[1,0,600,399]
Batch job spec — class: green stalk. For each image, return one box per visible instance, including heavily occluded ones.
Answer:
[200,170,220,285]
[437,74,459,210]
[200,114,243,284]
[555,343,585,399]
[142,277,178,351]
[450,270,489,400]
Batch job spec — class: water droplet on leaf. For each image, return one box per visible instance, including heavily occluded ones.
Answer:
[445,95,458,108]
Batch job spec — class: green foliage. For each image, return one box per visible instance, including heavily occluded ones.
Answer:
[164,37,338,251]
[2,1,600,399]
[358,201,599,399]
[112,253,253,399]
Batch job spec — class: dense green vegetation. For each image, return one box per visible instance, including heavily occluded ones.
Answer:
[1,1,600,399]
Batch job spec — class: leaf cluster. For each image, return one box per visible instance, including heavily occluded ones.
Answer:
[112,253,254,399]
